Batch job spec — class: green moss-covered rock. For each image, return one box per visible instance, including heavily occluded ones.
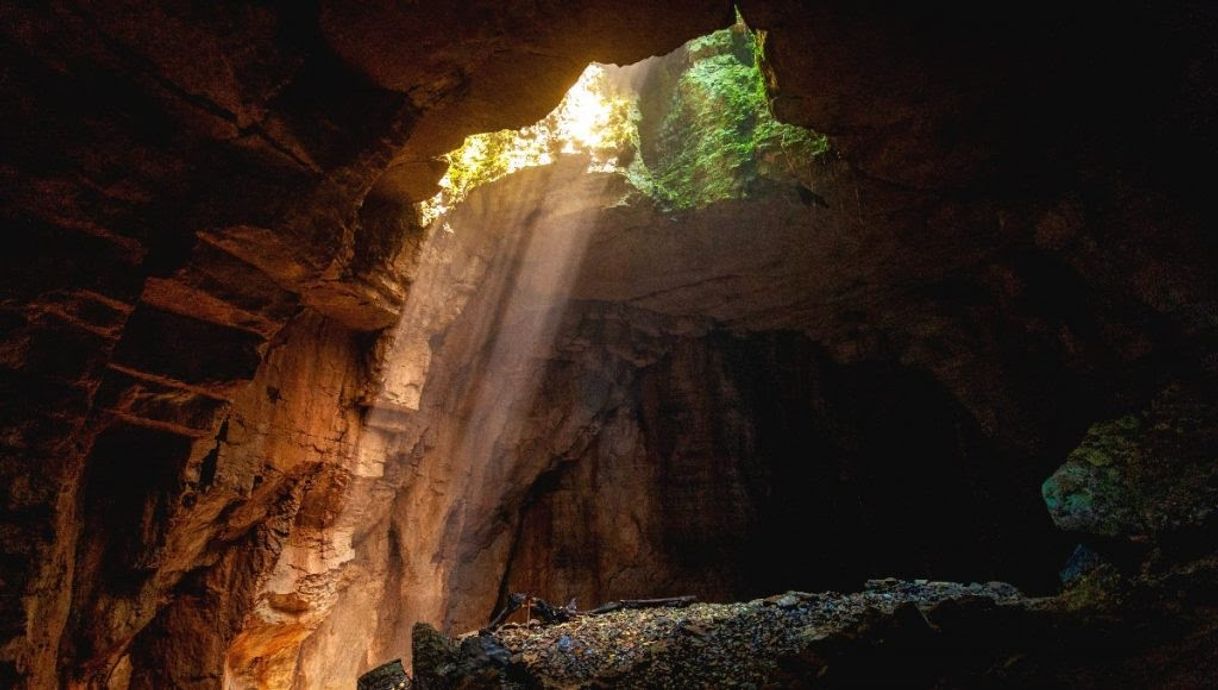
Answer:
[1042,382,1218,538]
[418,20,827,222]
[630,22,828,210]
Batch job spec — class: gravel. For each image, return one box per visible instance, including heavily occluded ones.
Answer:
[461,580,1025,688]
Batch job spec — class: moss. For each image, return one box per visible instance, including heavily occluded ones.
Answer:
[440,130,527,206]
[418,18,829,222]
[417,65,636,225]
[630,21,828,210]
[685,23,752,63]
[1043,381,1218,538]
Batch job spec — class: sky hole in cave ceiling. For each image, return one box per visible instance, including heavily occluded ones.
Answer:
[415,15,830,230]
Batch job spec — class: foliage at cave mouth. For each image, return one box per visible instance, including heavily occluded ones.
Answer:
[417,16,830,226]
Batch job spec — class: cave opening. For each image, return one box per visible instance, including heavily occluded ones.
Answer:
[414,15,827,228]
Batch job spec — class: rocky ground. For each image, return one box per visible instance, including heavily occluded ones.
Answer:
[381,556,1218,689]
[475,580,1024,688]
[398,581,1036,689]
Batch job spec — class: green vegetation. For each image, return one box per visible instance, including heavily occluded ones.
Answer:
[629,21,829,210]
[417,66,637,225]
[416,17,829,224]
[1042,382,1218,539]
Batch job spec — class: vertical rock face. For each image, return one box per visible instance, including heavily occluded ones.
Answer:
[81,311,377,689]
[1,2,1217,689]
[503,328,1028,606]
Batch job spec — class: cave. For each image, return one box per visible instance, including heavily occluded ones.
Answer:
[2,2,1217,689]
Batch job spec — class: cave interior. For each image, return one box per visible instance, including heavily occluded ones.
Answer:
[2,2,1217,689]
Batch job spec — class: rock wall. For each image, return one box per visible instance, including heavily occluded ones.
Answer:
[503,325,1042,606]
[0,2,723,686]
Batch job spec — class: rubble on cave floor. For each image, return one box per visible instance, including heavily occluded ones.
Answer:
[390,559,1218,689]
[481,580,1024,688]
[405,580,1036,689]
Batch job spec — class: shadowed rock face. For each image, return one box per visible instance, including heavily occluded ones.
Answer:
[1,2,1217,689]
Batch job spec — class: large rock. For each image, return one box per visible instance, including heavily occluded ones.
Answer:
[1043,380,1218,540]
